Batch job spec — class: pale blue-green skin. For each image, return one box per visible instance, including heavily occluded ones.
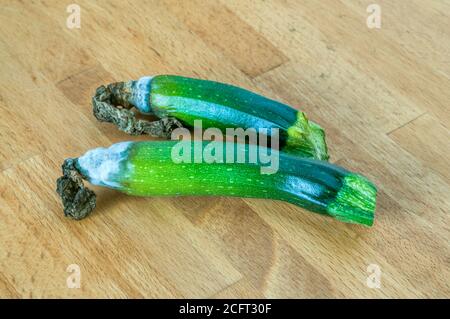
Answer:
[76,141,376,225]
[127,76,152,114]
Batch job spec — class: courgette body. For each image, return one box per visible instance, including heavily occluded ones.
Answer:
[117,75,329,160]
[74,141,376,225]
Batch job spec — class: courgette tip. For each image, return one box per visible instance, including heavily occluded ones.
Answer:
[327,173,377,226]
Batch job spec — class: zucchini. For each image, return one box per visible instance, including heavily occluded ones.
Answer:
[93,75,329,160]
[56,141,376,226]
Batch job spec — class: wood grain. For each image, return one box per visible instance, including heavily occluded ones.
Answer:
[0,0,449,298]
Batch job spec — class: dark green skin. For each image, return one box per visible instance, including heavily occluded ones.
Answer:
[149,75,298,143]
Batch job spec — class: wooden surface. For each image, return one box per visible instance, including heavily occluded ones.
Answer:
[0,0,449,298]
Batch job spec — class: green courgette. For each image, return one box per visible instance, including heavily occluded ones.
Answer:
[56,141,376,226]
[92,75,329,160]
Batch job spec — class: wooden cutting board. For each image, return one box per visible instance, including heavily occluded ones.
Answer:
[0,0,448,298]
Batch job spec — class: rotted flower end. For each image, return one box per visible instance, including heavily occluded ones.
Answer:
[56,158,96,220]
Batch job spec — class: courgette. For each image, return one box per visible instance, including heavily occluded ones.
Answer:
[56,141,376,226]
[93,75,329,160]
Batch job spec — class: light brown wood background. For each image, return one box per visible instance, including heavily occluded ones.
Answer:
[0,0,449,298]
